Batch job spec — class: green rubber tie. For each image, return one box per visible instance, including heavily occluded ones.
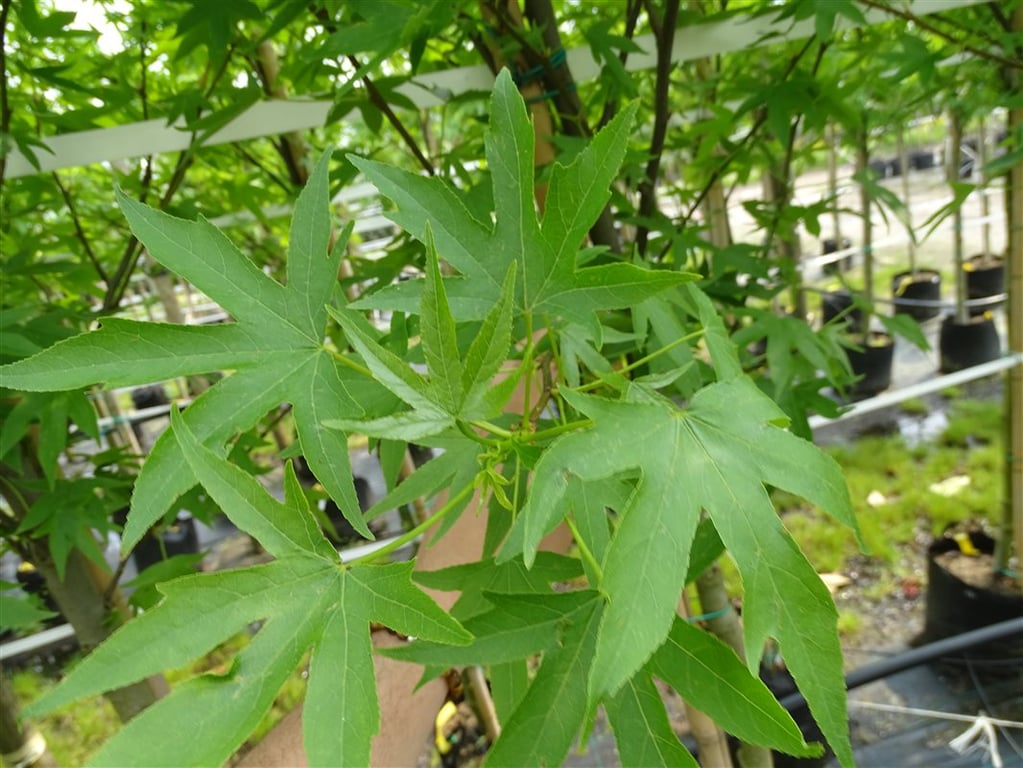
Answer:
[687,606,730,623]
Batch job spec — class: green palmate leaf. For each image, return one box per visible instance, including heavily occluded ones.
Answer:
[170,408,336,561]
[326,258,516,441]
[17,478,115,580]
[381,590,598,668]
[413,551,584,621]
[605,670,697,768]
[460,263,517,418]
[360,436,481,523]
[649,618,820,758]
[0,149,380,546]
[26,410,469,767]
[482,599,603,767]
[327,305,441,415]
[0,389,97,486]
[500,378,857,766]
[349,69,694,325]
[421,225,464,412]
[0,594,58,630]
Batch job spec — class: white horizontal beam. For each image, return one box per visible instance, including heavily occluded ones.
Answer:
[5,0,984,178]
[808,352,1023,429]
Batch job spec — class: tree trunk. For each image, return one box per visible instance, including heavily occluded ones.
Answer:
[22,541,170,722]
[695,563,774,767]
[1,670,58,768]
[2,452,168,725]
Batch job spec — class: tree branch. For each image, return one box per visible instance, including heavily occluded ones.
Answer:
[520,0,622,252]
[103,44,236,312]
[348,56,435,176]
[667,35,816,245]
[859,0,1021,70]
[597,0,643,131]
[635,0,680,258]
[52,172,109,283]
[235,143,293,193]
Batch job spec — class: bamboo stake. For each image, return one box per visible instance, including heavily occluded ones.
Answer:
[827,122,842,248]
[897,124,916,272]
[978,116,991,257]
[678,592,735,768]
[949,109,968,325]
[999,3,1023,581]
[857,116,874,333]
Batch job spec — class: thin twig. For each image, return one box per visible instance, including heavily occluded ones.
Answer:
[349,56,435,176]
[0,0,12,185]
[234,143,292,192]
[659,34,816,262]
[103,44,236,312]
[929,7,1009,52]
[52,171,109,283]
[859,0,1021,70]
[597,0,642,131]
[760,41,828,262]
[635,0,680,258]
[988,1,1012,33]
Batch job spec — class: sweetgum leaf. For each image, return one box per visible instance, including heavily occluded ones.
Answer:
[482,599,602,767]
[0,594,57,630]
[381,591,598,668]
[0,150,380,547]
[349,70,694,325]
[649,618,821,758]
[499,377,857,766]
[605,670,698,768]
[413,551,583,621]
[326,250,516,439]
[26,409,469,767]
[421,225,464,412]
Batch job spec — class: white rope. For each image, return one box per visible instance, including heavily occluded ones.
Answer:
[848,701,1023,768]
[848,700,1023,729]
[948,715,1002,768]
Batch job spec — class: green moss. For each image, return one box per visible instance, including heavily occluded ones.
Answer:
[941,399,1003,448]
[898,397,928,416]
[836,609,864,638]
[774,397,1003,569]
[11,668,118,767]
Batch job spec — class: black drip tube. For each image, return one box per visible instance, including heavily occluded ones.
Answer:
[779,616,1023,713]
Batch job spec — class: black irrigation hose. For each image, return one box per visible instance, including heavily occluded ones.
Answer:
[779,617,1023,713]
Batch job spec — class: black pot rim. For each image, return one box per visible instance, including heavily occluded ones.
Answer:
[940,313,997,328]
[848,330,894,349]
[892,269,942,291]
[966,252,1004,265]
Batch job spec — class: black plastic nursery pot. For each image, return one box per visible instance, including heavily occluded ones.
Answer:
[908,148,937,170]
[845,332,894,398]
[133,512,201,572]
[938,314,1001,372]
[320,476,372,544]
[868,157,898,178]
[820,290,862,332]
[891,269,942,321]
[919,531,1023,655]
[964,253,1006,315]
[821,237,852,275]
